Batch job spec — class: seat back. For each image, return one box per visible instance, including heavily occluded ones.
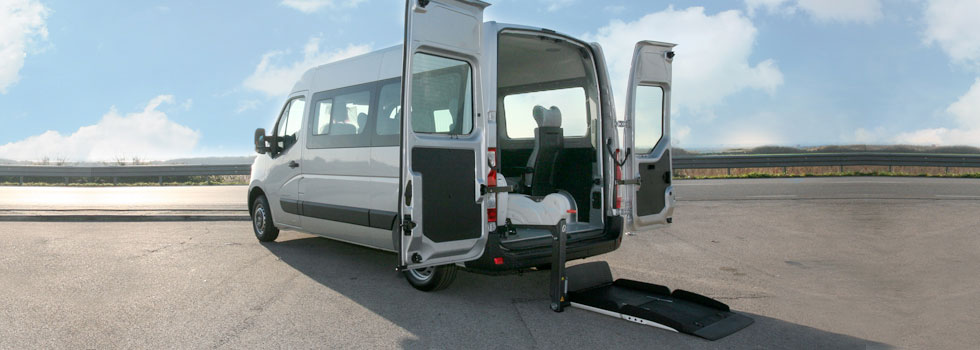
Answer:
[330,123,356,135]
[356,113,368,134]
[526,106,564,196]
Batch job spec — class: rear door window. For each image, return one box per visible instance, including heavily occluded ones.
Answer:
[410,53,473,135]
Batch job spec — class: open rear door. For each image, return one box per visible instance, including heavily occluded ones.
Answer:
[623,41,676,233]
[398,0,489,269]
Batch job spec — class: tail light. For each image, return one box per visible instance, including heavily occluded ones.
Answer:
[487,148,498,225]
[614,149,622,210]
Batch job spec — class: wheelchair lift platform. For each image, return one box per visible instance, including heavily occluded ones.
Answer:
[549,221,753,341]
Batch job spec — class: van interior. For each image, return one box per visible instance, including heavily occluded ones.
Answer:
[496,31,604,241]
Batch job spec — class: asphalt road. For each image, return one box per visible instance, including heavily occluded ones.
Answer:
[3,177,978,212]
[1,177,978,349]
[674,177,980,201]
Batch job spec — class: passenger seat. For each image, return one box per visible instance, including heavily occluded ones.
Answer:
[357,113,368,134]
[503,106,576,227]
[524,105,564,196]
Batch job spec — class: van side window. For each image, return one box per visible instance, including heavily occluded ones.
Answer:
[376,81,401,136]
[307,83,374,149]
[410,53,473,135]
[275,97,306,152]
[313,99,333,135]
[321,91,370,136]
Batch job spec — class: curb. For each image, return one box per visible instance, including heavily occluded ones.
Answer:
[0,210,250,222]
[0,215,250,222]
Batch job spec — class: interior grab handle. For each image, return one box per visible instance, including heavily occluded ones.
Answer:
[605,138,630,167]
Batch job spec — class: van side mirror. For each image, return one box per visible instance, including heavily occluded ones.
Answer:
[254,128,271,154]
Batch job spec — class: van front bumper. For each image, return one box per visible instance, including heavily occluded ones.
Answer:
[463,216,623,274]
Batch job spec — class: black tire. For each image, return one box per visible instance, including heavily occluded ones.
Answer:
[403,264,458,292]
[251,195,279,242]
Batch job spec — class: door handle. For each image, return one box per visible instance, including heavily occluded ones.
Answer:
[288,160,299,168]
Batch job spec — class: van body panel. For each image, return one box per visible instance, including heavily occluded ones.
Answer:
[368,146,399,208]
[398,0,490,269]
[623,41,676,232]
[299,148,373,218]
[264,91,308,228]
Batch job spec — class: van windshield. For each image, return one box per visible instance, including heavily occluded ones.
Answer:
[498,32,599,140]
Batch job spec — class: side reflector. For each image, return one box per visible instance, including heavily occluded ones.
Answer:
[493,257,504,265]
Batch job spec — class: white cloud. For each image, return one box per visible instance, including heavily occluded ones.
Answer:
[280,0,365,13]
[947,78,980,126]
[0,95,201,161]
[243,37,371,97]
[584,6,783,124]
[542,0,574,12]
[0,0,49,93]
[894,78,980,146]
[852,126,887,144]
[904,2,980,147]
[236,99,261,113]
[603,5,626,14]
[796,0,882,23]
[745,0,791,16]
[745,0,882,23]
[923,0,980,68]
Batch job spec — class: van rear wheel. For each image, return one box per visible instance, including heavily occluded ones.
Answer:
[251,195,279,242]
[404,264,458,291]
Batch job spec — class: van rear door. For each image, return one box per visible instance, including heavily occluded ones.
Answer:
[398,0,489,269]
[623,41,676,233]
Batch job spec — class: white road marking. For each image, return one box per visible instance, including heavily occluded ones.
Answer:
[831,181,908,184]
[936,195,980,199]
[746,195,798,198]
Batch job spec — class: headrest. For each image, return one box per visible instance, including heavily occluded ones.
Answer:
[532,105,562,128]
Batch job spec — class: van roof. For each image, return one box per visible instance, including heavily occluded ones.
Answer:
[291,45,403,95]
[289,22,578,95]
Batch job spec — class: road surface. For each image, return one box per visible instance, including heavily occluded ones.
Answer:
[1,177,978,348]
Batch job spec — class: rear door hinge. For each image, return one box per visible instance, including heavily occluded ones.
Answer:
[401,216,416,236]
[616,178,641,185]
[617,120,630,128]
[481,184,514,195]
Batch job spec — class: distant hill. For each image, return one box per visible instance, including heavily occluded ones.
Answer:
[675,145,980,156]
[0,156,256,166]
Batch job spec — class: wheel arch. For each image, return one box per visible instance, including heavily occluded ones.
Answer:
[248,186,267,217]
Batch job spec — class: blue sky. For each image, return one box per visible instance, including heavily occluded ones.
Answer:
[1,0,978,161]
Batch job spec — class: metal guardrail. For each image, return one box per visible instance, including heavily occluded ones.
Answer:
[672,152,980,170]
[0,164,251,185]
[2,152,978,185]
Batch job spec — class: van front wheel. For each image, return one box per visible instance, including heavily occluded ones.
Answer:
[251,195,279,242]
[404,264,458,291]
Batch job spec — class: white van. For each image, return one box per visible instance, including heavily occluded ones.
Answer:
[248,0,675,291]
